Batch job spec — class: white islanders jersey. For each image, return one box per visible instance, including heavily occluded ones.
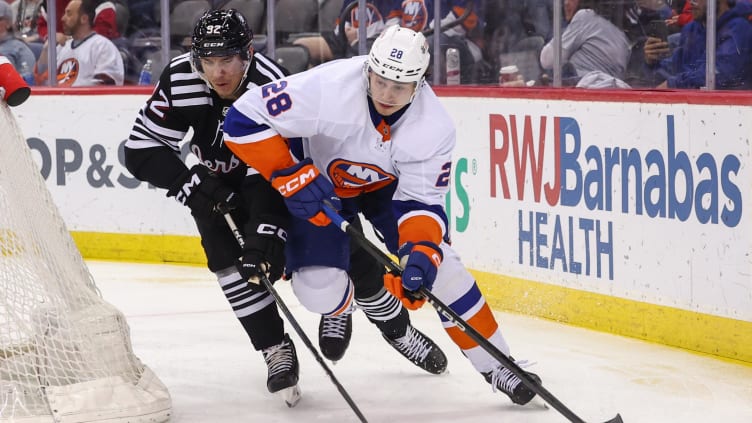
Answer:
[226,56,455,236]
[54,33,124,86]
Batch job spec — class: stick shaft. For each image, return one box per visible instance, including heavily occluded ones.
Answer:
[322,205,595,423]
[223,212,368,423]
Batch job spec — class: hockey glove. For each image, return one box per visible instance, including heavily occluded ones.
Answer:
[237,220,287,285]
[398,241,443,292]
[270,158,341,226]
[167,165,238,219]
[384,271,427,310]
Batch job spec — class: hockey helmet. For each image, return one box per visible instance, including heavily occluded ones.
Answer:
[367,26,430,84]
[191,9,253,64]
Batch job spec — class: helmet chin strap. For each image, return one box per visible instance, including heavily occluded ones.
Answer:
[406,77,424,103]
[190,58,214,90]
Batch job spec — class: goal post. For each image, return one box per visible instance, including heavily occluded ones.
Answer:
[0,103,171,422]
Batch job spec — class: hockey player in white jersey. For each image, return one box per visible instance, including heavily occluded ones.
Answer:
[124,8,445,409]
[222,26,542,405]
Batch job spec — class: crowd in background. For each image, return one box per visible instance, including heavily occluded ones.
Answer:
[1,0,750,89]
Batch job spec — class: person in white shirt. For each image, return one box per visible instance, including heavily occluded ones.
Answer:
[34,0,123,86]
[222,26,543,406]
[540,0,630,84]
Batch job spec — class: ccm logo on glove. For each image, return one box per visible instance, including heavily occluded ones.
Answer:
[257,223,287,241]
[166,165,238,218]
[275,168,318,196]
[173,172,203,205]
[237,220,287,286]
[271,158,341,226]
[398,241,443,292]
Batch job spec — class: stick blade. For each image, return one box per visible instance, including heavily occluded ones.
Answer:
[603,413,624,423]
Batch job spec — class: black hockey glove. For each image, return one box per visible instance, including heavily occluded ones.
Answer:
[166,165,238,218]
[236,220,287,286]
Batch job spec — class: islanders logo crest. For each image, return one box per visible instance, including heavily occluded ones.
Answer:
[57,58,80,87]
[401,0,429,32]
[327,159,396,197]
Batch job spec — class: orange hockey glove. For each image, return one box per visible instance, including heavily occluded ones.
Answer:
[383,272,426,310]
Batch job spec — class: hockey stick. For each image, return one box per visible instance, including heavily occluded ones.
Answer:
[321,203,623,423]
[221,211,368,423]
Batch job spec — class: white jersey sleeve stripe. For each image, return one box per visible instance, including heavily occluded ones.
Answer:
[124,138,168,150]
[130,118,181,142]
[172,97,212,107]
[254,54,286,80]
[143,118,188,140]
[172,84,209,95]
[129,123,181,150]
[170,54,191,68]
[171,71,201,82]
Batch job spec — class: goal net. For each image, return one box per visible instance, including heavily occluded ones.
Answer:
[0,104,171,422]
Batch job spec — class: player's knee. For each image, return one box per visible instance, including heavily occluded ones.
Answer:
[292,266,353,315]
[431,244,474,296]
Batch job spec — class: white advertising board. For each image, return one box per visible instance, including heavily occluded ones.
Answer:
[442,96,751,322]
[12,93,199,237]
[10,90,752,328]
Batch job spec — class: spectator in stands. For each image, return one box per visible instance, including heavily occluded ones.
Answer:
[665,0,693,49]
[667,0,694,28]
[293,0,400,67]
[0,2,37,71]
[399,0,484,84]
[643,0,752,89]
[620,0,674,43]
[34,0,123,86]
[37,0,120,43]
[11,0,42,41]
[539,0,631,84]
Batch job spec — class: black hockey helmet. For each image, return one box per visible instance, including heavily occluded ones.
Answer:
[191,9,253,63]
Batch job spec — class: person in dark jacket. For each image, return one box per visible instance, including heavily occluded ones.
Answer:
[644,0,752,89]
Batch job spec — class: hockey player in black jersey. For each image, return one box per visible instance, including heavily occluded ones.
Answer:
[124,8,447,407]
[124,9,301,405]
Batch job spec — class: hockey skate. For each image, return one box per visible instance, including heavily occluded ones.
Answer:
[383,325,447,374]
[482,364,541,405]
[262,334,301,407]
[318,313,352,362]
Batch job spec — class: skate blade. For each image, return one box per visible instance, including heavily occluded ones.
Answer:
[279,384,301,407]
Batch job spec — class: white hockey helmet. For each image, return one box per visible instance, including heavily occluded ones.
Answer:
[368,26,430,84]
